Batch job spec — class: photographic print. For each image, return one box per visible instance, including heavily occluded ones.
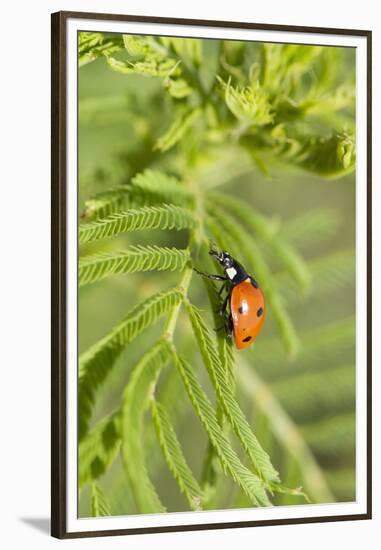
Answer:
[51,12,371,538]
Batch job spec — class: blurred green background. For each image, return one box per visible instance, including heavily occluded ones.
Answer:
[78,34,356,517]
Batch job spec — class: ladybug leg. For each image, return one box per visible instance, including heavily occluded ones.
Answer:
[193,268,227,282]
[218,281,227,295]
[218,292,230,317]
[225,315,234,338]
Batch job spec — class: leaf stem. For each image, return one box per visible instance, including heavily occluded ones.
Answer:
[162,266,193,341]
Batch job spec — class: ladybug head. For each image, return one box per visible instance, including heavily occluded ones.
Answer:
[209,247,248,283]
[209,249,234,268]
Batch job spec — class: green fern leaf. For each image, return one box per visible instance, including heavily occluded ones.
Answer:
[80,187,132,221]
[132,169,193,202]
[218,77,273,126]
[107,55,180,78]
[79,412,120,488]
[165,78,193,98]
[91,482,112,517]
[78,32,123,67]
[151,400,204,510]
[198,275,236,497]
[80,171,193,221]
[79,204,195,244]
[261,43,323,96]
[122,35,157,57]
[79,288,182,439]
[185,302,279,485]
[160,37,202,66]
[154,108,202,152]
[79,245,190,286]
[121,341,170,513]
[171,350,271,506]
[237,359,332,503]
[270,126,356,178]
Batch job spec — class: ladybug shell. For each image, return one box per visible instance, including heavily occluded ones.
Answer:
[230,278,266,350]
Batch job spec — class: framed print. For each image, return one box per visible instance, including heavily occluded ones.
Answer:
[51,11,372,539]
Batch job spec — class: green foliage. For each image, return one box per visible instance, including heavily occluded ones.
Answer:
[151,400,204,510]
[78,33,356,516]
[155,108,202,152]
[79,204,195,244]
[91,482,112,517]
[79,32,123,67]
[79,411,120,488]
[79,245,190,286]
[80,170,193,221]
[78,288,182,439]
[185,301,279,485]
[171,351,271,506]
[218,77,274,126]
[121,342,169,513]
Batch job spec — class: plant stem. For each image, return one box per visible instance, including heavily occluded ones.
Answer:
[162,266,193,341]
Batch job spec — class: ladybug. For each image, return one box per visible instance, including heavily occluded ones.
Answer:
[195,248,266,349]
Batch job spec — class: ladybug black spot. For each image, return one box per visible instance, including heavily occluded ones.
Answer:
[257,307,263,317]
[238,306,244,314]
[242,335,252,343]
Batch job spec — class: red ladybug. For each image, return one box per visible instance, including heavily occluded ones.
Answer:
[195,249,265,349]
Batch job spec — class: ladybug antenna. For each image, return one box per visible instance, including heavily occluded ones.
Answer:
[209,244,224,263]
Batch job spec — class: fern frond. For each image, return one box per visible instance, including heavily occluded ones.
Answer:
[154,108,202,152]
[79,288,182,439]
[79,411,120,488]
[207,210,299,355]
[151,400,204,510]
[160,37,202,66]
[122,34,159,57]
[171,350,271,506]
[121,341,170,513]
[78,32,123,67]
[80,171,193,221]
[261,43,323,97]
[271,127,356,178]
[199,275,236,498]
[165,78,193,98]
[237,359,333,503]
[208,193,311,290]
[272,364,355,423]
[132,169,193,202]
[79,204,195,244]
[107,55,179,78]
[185,301,279,485]
[91,482,112,517]
[218,77,273,126]
[79,245,190,286]
[80,187,131,221]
